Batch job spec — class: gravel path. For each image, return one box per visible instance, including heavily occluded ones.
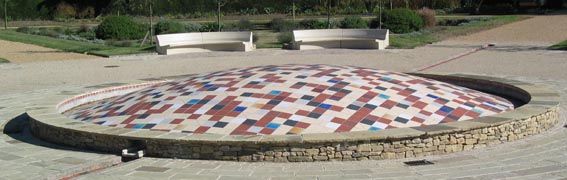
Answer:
[448,13,567,46]
[0,39,96,64]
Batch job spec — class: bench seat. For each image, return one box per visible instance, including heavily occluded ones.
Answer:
[156,32,255,55]
[292,29,389,50]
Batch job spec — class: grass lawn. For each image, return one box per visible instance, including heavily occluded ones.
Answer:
[0,30,154,57]
[548,40,567,50]
[390,15,523,48]
[0,57,9,63]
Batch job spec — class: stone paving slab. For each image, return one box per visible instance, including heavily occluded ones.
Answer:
[67,77,567,180]
[0,88,122,180]
[0,17,566,178]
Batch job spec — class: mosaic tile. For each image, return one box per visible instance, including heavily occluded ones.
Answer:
[65,64,514,135]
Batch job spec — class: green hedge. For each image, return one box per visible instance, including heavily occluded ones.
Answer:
[340,16,368,29]
[270,18,295,32]
[95,16,146,40]
[225,19,255,31]
[155,21,186,35]
[299,19,327,29]
[380,9,423,34]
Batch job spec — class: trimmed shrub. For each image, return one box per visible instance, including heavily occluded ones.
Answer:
[95,16,145,40]
[38,28,59,38]
[252,34,259,43]
[236,19,255,31]
[380,8,423,34]
[340,16,368,29]
[277,32,293,44]
[418,8,436,28]
[155,21,186,35]
[270,18,295,32]
[299,19,327,29]
[16,26,34,34]
[199,22,222,32]
[53,27,65,34]
[185,23,202,32]
[79,24,90,33]
[77,6,96,19]
[54,2,76,19]
[369,18,381,29]
[225,19,254,31]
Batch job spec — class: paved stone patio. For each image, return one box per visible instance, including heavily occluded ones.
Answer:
[0,14,566,179]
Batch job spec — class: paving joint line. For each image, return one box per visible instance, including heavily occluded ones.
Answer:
[414,44,491,72]
[60,157,140,179]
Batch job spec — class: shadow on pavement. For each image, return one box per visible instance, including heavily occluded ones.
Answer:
[2,113,112,155]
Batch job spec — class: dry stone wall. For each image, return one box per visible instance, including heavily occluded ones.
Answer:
[28,73,561,162]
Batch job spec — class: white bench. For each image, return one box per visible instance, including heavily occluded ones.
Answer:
[156,31,255,55]
[291,29,389,50]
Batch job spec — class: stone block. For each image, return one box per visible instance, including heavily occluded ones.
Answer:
[306,149,319,155]
[265,151,275,156]
[357,144,372,152]
[288,156,313,162]
[219,146,230,152]
[238,156,252,162]
[381,152,396,159]
[291,148,305,152]
[252,154,264,161]
[465,138,477,145]
[313,156,329,161]
[273,157,288,162]
[369,156,382,160]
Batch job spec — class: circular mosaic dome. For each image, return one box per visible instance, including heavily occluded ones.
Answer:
[66,64,514,135]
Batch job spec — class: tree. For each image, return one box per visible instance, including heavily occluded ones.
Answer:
[364,0,375,14]
[4,0,7,29]
[292,0,296,25]
[217,0,228,32]
[147,0,153,44]
[475,0,485,14]
[327,0,331,29]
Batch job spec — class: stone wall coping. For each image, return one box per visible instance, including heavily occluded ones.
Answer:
[27,73,560,146]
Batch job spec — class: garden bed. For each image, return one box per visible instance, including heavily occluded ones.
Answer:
[549,40,567,50]
[0,30,154,57]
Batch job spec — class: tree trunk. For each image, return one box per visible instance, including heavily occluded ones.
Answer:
[364,0,373,14]
[217,0,221,32]
[379,0,383,29]
[292,0,296,27]
[475,0,484,14]
[4,0,7,29]
[327,0,331,29]
[149,0,153,44]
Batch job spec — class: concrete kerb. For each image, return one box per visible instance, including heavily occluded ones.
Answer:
[26,73,561,162]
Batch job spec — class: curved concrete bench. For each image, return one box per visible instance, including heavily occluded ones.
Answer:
[156,31,255,55]
[292,29,389,50]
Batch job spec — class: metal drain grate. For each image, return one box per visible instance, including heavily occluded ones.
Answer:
[404,159,434,166]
